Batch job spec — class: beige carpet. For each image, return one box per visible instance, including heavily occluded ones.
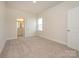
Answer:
[0,36,79,58]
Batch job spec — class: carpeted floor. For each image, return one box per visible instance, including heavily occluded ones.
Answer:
[0,36,79,58]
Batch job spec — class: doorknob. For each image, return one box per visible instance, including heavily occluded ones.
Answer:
[67,29,70,32]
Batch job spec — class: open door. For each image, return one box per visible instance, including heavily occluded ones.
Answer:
[67,7,79,51]
[16,17,25,39]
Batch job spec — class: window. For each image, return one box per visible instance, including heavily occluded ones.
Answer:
[37,17,43,31]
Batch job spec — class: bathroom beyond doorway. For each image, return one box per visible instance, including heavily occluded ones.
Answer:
[16,17,25,38]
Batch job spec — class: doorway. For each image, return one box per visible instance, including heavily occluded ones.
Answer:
[16,17,25,39]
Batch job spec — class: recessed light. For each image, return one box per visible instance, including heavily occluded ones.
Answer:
[33,0,36,3]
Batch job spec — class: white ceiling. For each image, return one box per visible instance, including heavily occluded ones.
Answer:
[6,1,63,14]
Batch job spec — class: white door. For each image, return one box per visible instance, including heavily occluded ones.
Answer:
[67,7,79,51]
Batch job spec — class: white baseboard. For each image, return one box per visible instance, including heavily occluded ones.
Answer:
[38,34,66,45]
[7,38,17,40]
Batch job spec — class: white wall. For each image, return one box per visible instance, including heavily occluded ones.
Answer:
[26,15,36,37]
[37,2,79,45]
[0,2,6,53]
[6,8,36,40]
